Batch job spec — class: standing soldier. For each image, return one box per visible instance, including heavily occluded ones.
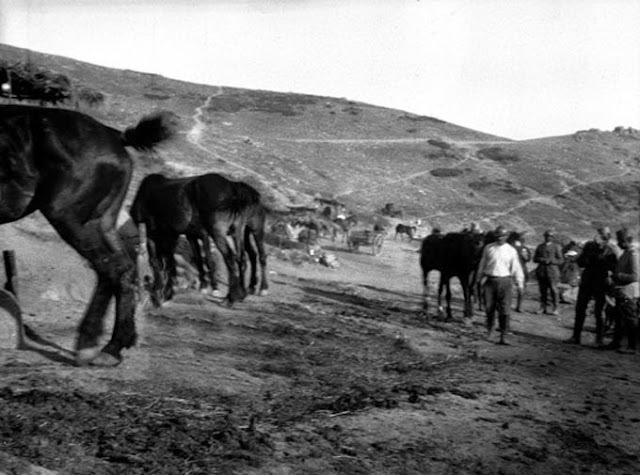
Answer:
[565,227,618,346]
[533,230,564,315]
[602,228,639,352]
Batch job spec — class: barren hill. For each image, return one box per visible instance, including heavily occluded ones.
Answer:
[1,43,639,240]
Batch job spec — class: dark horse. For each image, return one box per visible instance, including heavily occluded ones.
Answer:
[130,173,263,306]
[395,223,416,240]
[130,174,212,306]
[420,231,485,320]
[0,104,176,366]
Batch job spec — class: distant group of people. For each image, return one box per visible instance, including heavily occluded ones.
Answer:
[469,223,638,352]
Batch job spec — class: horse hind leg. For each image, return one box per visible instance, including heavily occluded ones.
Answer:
[255,232,269,296]
[200,234,222,297]
[45,170,137,366]
[59,225,137,366]
[422,270,430,313]
[245,231,259,295]
[443,279,453,320]
[207,225,245,306]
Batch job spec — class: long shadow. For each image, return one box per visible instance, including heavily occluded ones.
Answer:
[316,244,348,253]
[359,283,421,300]
[18,325,76,365]
[301,286,378,309]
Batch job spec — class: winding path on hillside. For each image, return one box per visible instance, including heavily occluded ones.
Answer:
[485,163,633,224]
[187,106,635,225]
[185,86,266,179]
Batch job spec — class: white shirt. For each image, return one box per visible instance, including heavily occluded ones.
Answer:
[477,242,525,288]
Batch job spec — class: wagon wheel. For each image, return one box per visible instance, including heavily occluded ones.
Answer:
[372,234,384,255]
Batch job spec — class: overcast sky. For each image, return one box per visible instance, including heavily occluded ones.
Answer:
[1,0,639,140]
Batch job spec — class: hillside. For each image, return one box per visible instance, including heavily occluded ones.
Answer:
[1,43,639,240]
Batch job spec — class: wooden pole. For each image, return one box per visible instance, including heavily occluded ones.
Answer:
[1,249,25,349]
[3,250,17,297]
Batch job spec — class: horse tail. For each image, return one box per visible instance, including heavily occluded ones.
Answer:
[121,110,179,150]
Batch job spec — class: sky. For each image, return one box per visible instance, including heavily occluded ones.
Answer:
[1,0,639,140]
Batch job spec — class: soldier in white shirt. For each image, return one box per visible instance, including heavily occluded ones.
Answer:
[477,226,526,344]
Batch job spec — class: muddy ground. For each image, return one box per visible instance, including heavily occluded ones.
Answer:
[1,225,639,475]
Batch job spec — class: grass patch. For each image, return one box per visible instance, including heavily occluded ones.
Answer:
[430,168,463,178]
[476,146,521,162]
[428,139,452,150]
[207,90,318,116]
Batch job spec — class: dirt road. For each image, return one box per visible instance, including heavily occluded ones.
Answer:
[1,229,639,475]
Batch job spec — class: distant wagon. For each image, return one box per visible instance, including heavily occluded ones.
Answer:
[346,229,385,255]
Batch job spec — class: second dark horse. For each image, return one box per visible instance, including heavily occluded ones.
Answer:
[420,231,485,320]
[130,173,266,306]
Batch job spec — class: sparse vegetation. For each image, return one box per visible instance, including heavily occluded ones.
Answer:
[476,146,521,162]
[0,60,71,104]
[206,90,318,116]
[399,114,445,124]
[468,177,526,195]
[430,168,463,177]
[74,85,106,107]
[427,139,452,149]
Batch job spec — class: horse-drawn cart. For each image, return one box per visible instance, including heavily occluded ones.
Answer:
[346,229,385,255]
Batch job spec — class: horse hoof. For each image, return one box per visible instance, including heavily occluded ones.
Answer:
[90,352,122,367]
[75,347,101,366]
[259,289,269,296]
[211,289,223,298]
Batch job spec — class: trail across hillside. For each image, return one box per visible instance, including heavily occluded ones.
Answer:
[185,86,266,179]
[185,99,635,232]
[485,163,633,224]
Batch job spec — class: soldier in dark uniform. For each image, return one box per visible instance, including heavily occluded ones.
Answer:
[565,227,618,346]
[533,230,564,315]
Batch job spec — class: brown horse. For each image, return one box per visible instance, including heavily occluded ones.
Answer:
[0,105,177,366]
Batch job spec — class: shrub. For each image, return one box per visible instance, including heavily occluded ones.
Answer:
[476,147,521,162]
[0,60,71,104]
[430,168,463,178]
[427,139,451,150]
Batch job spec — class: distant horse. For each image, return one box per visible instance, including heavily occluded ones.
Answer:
[395,224,416,241]
[420,231,485,319]
[131,173,262,306]
[0,104,176,366]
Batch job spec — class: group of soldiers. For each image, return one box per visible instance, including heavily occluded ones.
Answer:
[478,224,638,351]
